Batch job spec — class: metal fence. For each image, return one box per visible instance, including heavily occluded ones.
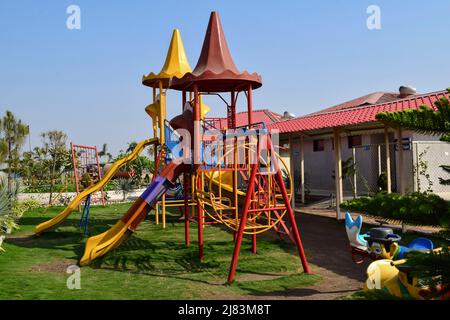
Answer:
[351,142,398,196]
[411,141,450,199]
[351,140,450,199]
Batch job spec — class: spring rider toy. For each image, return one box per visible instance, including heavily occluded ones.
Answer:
[345,212,434,262]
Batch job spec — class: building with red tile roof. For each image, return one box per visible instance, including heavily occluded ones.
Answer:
[205,109,282,129]
[270,87,450,219]
[269,89,449,135]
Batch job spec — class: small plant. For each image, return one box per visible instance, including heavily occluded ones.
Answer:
[0,178,37,252]
[113,178,136,202]
[57,194,73,206]
[80,172,94,190]
[413,147,433,193]
[407,248,450,299]
[377,171,388,191]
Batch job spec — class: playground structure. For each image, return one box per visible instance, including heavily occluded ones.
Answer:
[36,11,310,283]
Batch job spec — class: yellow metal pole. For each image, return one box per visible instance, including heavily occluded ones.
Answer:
[155,203,159,225]
[300,135,305,204]
[397,127,405,195]
[384,125,392,193]
[159,80,166,229]
[333,129,343,220]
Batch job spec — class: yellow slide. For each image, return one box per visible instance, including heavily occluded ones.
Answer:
[79,161,181,266]
[35,138,158,235]
[79,199,148,266]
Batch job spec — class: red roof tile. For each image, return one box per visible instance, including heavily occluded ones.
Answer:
[205,109,282,129]
[268,90,450,134]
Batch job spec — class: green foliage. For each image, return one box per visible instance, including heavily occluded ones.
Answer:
[413,147,433,192]
[98,143,112,164]
[114,143,154,187]
[113,178,136,201]
[0,110,29,192]
[376,92,450,136]
[0,178,38,252]
[341,192,450,227]
[377,171,388,191]
[406,248,450,299]
[333,157,359,196]
[18,133,72,194]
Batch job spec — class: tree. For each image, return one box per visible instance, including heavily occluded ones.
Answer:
[0,140,7,163]
[376,89,450,136]
[40,131,72,204]
[98,143,112,164]
[126,141,138,153]
[0,110,29,192]
[113,178,135,202]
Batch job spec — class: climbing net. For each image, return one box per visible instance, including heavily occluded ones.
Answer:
[70,143,105,205]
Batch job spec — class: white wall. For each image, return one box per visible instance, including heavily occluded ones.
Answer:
[286,130,450,198]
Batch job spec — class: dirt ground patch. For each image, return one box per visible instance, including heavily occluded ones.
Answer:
[30,259,77,273]
[5,235,35,244]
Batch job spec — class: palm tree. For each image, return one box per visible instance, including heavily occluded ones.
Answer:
[126,141,138,153]
[41,130,70,204]
[113,178,135,201]
[0,111,29,192]
[0,140,7,163]
[98,143,112,164]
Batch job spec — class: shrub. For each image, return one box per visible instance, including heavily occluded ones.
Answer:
[341,192,450,227]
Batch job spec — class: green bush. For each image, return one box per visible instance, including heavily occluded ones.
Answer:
[341,192,450,227]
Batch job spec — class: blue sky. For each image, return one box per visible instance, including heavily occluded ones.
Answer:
[1,0,449,155]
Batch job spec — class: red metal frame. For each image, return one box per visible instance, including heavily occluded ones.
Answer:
[70,142,105,206]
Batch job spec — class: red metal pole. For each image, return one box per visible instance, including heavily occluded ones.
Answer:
[247,85,253,125]
[94,145,106,206]
[268,135,310,274]
[228,161,259,283]
[230,91,238,242]
[184,172,190,246]
[181,90,190,246]
[247,84,257,253]
[70,142,80,194]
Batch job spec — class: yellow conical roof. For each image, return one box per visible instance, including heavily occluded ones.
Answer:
[142,29,192,88]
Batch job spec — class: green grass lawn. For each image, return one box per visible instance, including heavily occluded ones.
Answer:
[0,203,320,300]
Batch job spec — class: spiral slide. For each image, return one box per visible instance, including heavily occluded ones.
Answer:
[79,160,185,266]
[35,138,159,235]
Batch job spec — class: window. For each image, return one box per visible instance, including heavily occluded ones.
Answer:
[348,135,362,148]
[313,139,325,152]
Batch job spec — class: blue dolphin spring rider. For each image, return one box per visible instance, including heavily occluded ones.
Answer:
[345,212,434,263]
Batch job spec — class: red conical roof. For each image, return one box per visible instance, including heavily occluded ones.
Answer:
[170,11,262,92]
